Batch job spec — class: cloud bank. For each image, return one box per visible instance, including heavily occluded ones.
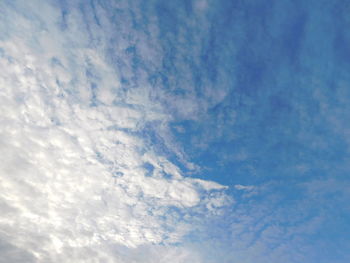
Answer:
[0,1,230,262]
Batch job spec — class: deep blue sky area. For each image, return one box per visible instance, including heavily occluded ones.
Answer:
[156,0,350,184]
[150,0,350,186]
[144,0,350,261]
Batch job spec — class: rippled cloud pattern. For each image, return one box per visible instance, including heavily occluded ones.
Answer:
[0,0,349,262]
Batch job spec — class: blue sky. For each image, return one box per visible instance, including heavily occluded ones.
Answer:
[0,0,349,262]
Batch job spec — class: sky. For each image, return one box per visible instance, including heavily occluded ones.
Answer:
[0,0,349,262]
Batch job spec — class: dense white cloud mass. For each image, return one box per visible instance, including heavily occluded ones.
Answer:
[0,1,230,262]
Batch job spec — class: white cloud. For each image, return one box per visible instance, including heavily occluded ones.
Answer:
[234,184,255,191]
[0,1,230,262]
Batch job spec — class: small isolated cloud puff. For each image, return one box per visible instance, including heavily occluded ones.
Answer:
[234,184,255,191]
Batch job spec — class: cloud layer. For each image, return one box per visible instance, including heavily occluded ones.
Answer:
[0,1,230,262]
[1,1,350,262]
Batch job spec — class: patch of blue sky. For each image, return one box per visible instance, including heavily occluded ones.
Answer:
[138,0,350,262]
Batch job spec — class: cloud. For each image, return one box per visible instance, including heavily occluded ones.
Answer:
[234,184,255,191]
[0,1,230,262]
[2,1,350,262]
[0,237,36,263]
